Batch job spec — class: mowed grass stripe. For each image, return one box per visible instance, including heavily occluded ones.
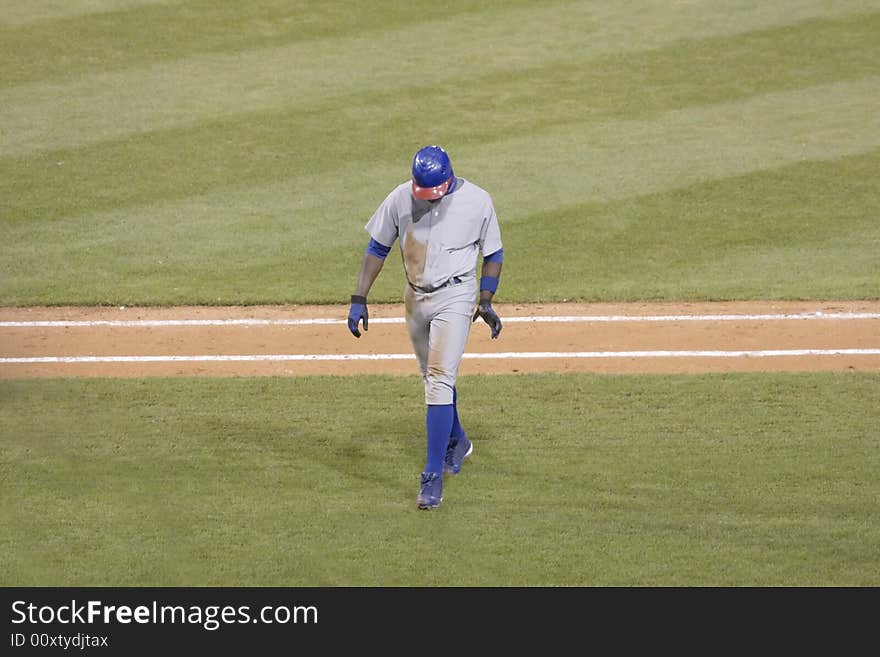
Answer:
[2,151,877,305]
[5,72,876,224]
[0,0,538,85]
[472,75,880,210]
[2,0,871,156]
[510,150,880,302]
[2,78,878,303]
[0,0,173,27]
[4,18,879,226]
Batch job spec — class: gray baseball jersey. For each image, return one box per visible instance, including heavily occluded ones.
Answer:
[365,178,503,404]
[365,178,503,292]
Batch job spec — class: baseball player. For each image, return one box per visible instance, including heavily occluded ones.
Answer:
[347,145,504,510]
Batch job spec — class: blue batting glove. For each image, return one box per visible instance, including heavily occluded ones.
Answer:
[472,301,502,339]
[348,295,368,338]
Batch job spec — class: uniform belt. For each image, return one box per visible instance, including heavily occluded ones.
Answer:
[409,276,464,294]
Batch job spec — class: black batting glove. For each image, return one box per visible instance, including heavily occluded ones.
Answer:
[472,300,502,339]
[348,295,368,338]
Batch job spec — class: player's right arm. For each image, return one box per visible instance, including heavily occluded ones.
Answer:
[354,240,389,298]
[349,187,401,338]
[348,238,392,338]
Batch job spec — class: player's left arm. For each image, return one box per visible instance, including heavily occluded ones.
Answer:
[472,248,503,338]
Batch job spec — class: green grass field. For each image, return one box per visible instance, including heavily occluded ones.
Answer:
[2,0,878,304]
[2,374,878,586]
[1,1,878,586]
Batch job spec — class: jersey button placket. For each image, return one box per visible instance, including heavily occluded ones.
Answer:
[426,205,434,285]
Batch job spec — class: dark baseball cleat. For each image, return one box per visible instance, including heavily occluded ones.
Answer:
[443,435,473,475]
[417,472,442,509]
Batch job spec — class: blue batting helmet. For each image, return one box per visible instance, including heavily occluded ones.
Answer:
[411,145,454,200]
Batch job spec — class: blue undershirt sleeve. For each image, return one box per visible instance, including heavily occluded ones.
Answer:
[483,248,504,263]
[366,238,392,260]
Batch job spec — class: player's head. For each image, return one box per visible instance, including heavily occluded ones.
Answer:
[411,145,454,200]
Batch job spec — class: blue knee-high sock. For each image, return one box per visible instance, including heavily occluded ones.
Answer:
[450,386,465,440]
[425,404,454,474]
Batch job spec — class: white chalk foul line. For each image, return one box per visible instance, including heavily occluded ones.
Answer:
[2,312,879,328]
[3,349,880,364]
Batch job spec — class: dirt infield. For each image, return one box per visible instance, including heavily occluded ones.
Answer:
[1,300,879,378]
